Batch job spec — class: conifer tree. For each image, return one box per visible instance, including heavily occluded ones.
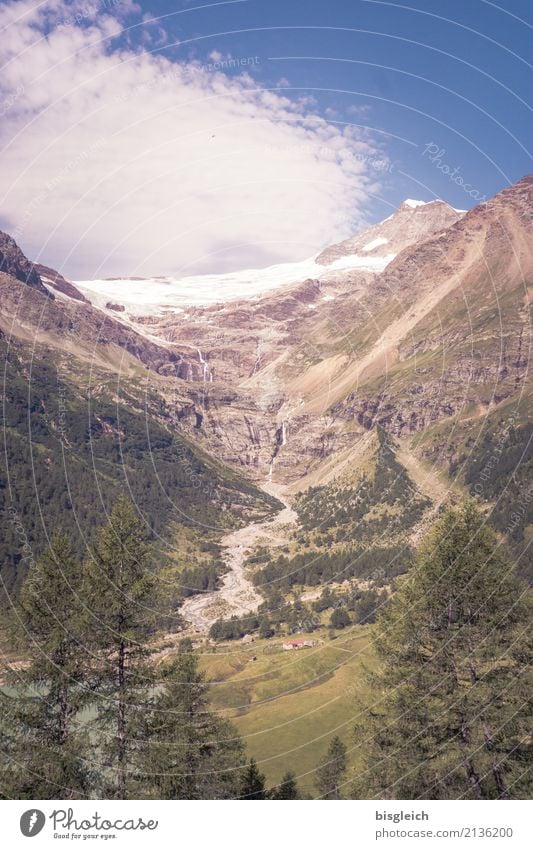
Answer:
[271,770,299,799]
[85,495,156,799]
[136,644,244,799]
[240,758,267,799]
[2,533,92,798]
[316,736,347,799]
[358,501,532,799]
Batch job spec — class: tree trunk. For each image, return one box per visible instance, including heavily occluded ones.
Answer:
[117,639,126,799]
[58,679,69,746]
[460,716,483,799]
[483,723,509,798]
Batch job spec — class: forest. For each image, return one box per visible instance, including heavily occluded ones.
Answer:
[1,497,530,800]
[0,338,274,598]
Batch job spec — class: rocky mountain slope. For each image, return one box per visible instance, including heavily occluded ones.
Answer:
[0,230,49,296]
[315,197,463,265]
[35,263,89,303]
[1,176,531,595]
[131,177,531,497]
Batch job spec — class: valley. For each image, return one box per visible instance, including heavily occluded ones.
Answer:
[181,481,297,630]
[1,174,531,801]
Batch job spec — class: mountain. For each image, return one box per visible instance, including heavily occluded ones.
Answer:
[315,197,464,265]
[0,230,49,296]
[0,237,280,598]
[71,196,461,318]
[125,178,530,490]
[143,176,531,575]
[35,262,89,303]
[1,177,531,599]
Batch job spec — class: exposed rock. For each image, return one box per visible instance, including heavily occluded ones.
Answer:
[35,263,89,302]
[1,178,531,491]
[315,198,463,265]
[0,230,50,296]
[105,301,126,312]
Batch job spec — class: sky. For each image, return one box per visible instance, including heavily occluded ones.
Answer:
[0,0,531,279]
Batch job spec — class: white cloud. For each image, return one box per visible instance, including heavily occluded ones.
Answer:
[0,0,384,278]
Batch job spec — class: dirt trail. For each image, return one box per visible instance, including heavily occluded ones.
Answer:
[396,441,453,544]
[396,442,451,505]
[180,481,297,632]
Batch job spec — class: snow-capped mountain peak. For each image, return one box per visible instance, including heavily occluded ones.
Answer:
[315,196,464,266]
[402,198,428,209]
[72,197,466,319]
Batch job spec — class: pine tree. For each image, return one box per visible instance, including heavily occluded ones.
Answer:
[330,607,351,629]
[316,736,347,799]
[271,770,299,799]
[358,500,532,799]
[135,646,244,799]
[240,758,267,799]
[84,495,156,799]
[2,533,92,798]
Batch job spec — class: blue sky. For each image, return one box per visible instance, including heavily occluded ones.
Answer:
[0,0,530,277]
[143,0,532,216]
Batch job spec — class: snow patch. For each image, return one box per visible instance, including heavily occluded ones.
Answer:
[362,236,389,252]
[403,198,428,209]
[42,281,70,300]
[75,251,396,317]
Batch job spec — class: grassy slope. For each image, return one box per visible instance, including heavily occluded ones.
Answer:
[201,625,375,796]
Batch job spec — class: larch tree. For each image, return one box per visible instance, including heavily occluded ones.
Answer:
[240,758,267,799]
[357,500,532,800]
[271,771,300,799]
[136,643,244,799]
[2,533,92,798]
[316,736,348,799]
[85,495,156,799]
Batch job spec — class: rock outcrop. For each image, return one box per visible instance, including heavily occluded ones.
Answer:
[0,230,50,296]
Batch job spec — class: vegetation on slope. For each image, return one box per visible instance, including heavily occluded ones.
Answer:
[0,337,275,597]
[453,419,533,582]
[357,501,532,799]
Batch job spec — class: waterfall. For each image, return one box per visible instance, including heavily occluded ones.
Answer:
[267,420,288,481]
[197,348,210,383]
